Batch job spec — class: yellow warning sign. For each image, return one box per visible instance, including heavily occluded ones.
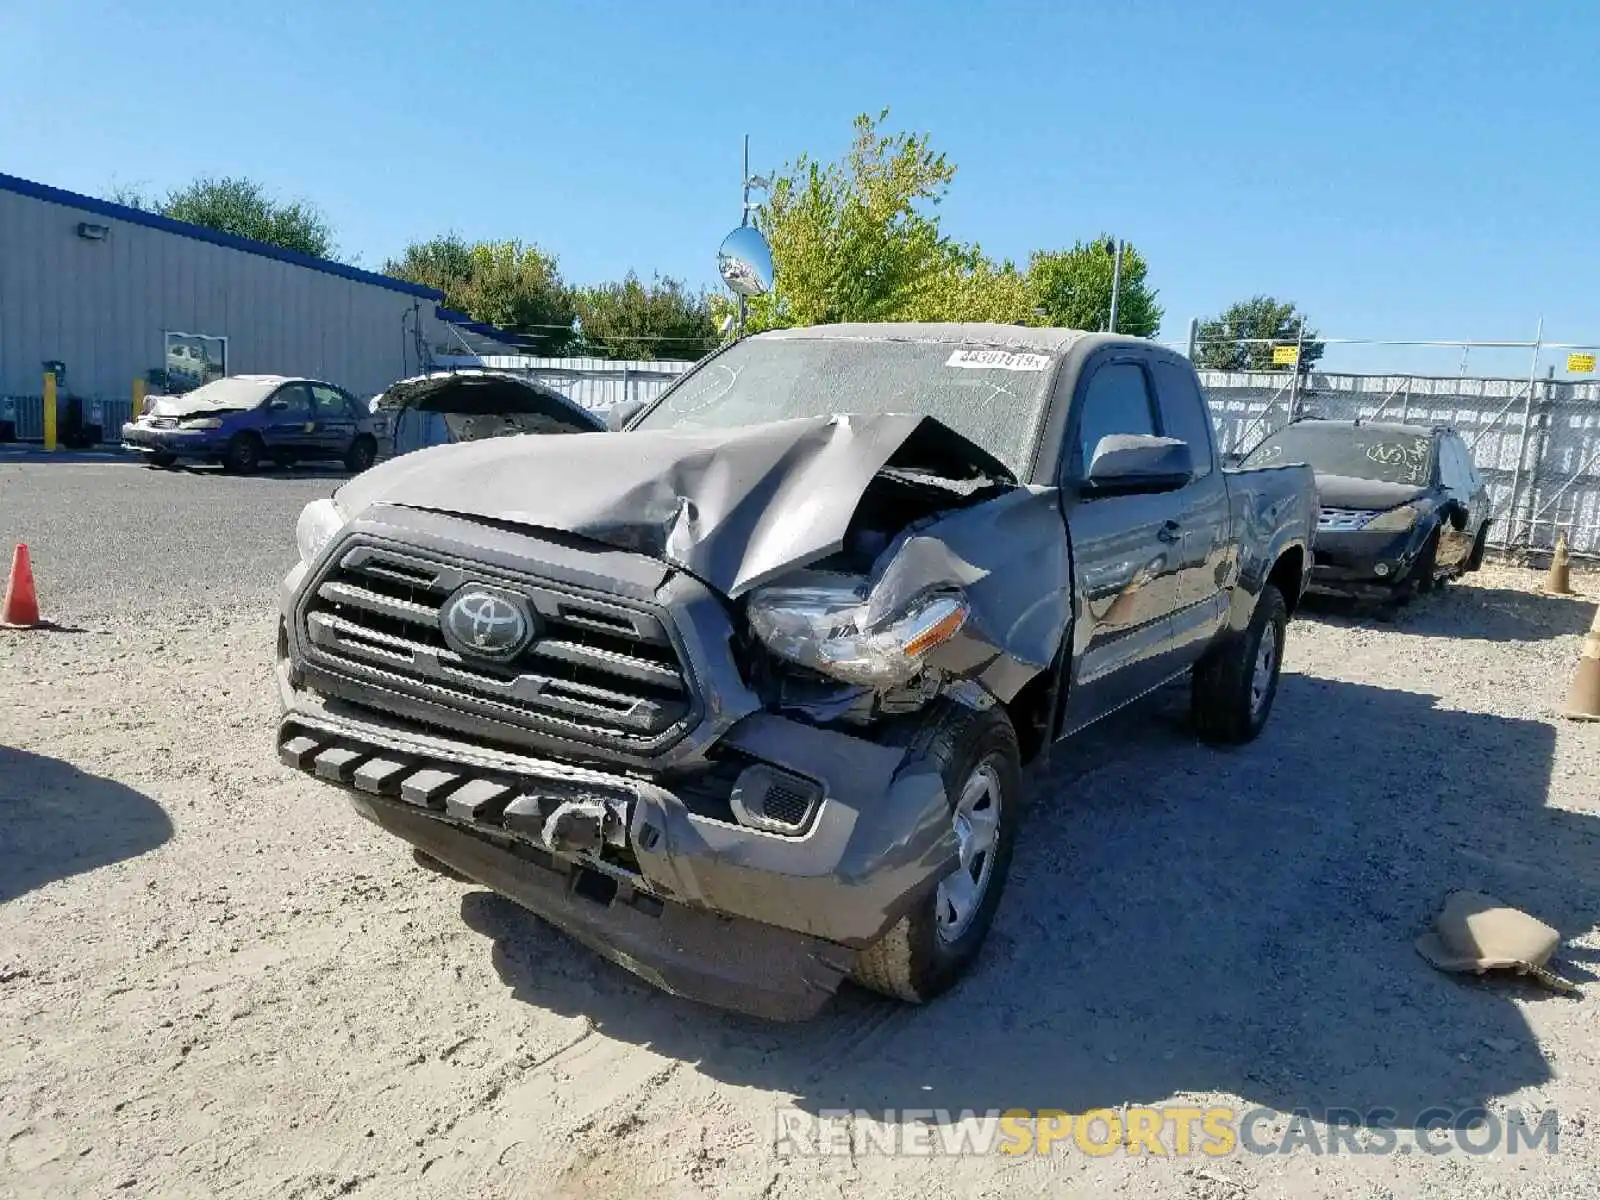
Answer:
[1272,345,1299,366]
[1567,352,1595,373]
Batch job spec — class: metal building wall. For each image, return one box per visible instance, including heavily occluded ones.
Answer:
[0,186,438,407]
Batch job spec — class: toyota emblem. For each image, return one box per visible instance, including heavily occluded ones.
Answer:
[441,587,534,659]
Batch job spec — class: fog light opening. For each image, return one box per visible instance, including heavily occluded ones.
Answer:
[729,763,823,835]
[1373,562,1392,577]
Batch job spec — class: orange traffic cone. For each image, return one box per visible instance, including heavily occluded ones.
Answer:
[1,544,41,628]
[1562,602,1600,722]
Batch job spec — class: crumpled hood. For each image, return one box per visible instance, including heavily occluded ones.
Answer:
[334,412,1013,598]
[146,395,243,419]
[1314,472,1431,511]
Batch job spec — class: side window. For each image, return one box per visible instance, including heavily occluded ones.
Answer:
[1452,436,1481,487]
[310,385,351,417]
[268,383,312,417]
[1069,361,1158,479]
[1150,359,1215,479]
[1438,437,1466,490]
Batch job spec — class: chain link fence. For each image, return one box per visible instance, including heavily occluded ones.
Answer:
[1184,330,1600,558]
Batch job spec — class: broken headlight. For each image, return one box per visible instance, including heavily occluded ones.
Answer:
[295,497,350,566]
[745,572,969,688]
[1362,503,1421,532]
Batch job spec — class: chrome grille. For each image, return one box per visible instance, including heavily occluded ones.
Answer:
[299,540,693,754]
[1317,506,1377,532]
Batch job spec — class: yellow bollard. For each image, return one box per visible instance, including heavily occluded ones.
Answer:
[42,373,56,452]
[132,377,146,422]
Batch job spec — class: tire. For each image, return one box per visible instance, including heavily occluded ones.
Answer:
[1403,527,1441,597]
[222,432,262,474]
[344,435,377,474]
[851,702,1022,1005]
[147,452,178,470]
[1465,523,1489,572]
[1190,582,1289,745]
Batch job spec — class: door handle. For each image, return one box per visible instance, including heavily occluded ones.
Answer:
[1157,520,1182,544]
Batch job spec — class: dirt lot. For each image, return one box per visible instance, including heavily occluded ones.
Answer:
[3,462,1600,1198]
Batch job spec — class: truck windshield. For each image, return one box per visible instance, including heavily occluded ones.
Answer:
[1242,425,1435,487]
[630,337,1056,476]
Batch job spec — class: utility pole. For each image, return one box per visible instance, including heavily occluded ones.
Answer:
[1107,238,1124,333]
[737,134,751,338]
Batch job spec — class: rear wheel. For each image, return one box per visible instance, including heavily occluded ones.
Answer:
[222,432,262,473]
[344,434,377,474]
[1191,583,1289,745]
[851,703,1021,1005]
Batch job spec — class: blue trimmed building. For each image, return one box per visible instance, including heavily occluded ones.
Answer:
[0,171,516,436]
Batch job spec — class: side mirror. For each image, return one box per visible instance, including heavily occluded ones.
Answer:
[717,225,774,298]
[267,399,289,411]
[1085,434,1193,494]
[605,400,645,432]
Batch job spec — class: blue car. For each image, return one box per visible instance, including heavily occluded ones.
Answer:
[121,374,381,473]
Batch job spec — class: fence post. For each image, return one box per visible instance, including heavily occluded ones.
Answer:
[42,372,57,452]
[1504,319,1544,547]
[1287,318,1306,421]
[1186,317,1199,360]
[132,377,146,423]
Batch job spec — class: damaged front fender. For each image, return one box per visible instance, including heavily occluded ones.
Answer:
[860,486,1072,703]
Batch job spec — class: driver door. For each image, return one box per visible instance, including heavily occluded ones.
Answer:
[1057,354,1187,735]
[260,383,315,456]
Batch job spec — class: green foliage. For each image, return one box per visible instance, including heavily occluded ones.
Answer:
[740,108,960,331]
[1194,296,1325,372]
[384,235,578,355]
[733,111,1165,339]
[1028,236,1162,337]
[115,176,335,258]
[573,273,718,359]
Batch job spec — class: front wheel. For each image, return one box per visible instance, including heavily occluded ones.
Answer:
[1465,522,1490,572]
[1191,583,1289,745]
[1402,528,1441,597]
[222,432,261,474]
[147,451,177,470]
[851,703,1021,1005]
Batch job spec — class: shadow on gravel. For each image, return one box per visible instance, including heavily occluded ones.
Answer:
[462,665,1592,1134]
[1302,581,1596,641]
[0,747,172,903]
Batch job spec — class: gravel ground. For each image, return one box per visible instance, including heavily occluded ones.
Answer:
[3,462,1600,1198]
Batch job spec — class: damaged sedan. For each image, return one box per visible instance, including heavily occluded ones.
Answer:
[274,322,1318,1020]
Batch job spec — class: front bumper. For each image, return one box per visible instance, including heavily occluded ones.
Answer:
[275,649,957,1021]
[1307,527,1425,596]
[121,423,224,459]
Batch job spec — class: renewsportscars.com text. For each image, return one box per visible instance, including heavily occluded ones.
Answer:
[773,1106,1560,1158]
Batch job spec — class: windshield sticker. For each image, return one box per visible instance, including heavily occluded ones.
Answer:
[945,349,1051,372]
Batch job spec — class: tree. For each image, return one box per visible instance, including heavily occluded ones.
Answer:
[1027,236,1162,337]
[1193,296,1325,372]
[384,235,578,355]
[738,108,960,332]
[908,243,1037,325]
[113,176,335,258]
[573,273,718,359]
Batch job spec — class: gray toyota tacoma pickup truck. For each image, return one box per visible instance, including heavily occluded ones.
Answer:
[275,323,1316,1021]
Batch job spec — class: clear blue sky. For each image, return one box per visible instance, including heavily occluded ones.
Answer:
[3,0,1597,376]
